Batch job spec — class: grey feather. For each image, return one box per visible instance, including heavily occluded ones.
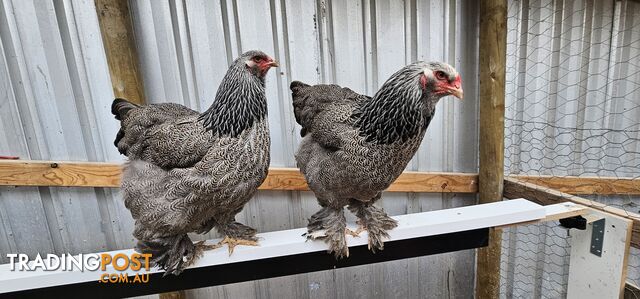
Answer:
[113,50,274,275]
[291,61,460,258]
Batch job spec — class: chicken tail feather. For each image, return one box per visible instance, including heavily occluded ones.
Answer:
[290,80,310,94]
[111,98,139,121]
[290,81,312,136]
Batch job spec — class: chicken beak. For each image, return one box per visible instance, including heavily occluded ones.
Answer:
[267,60,279,68]
[449,74,463,100]
[450,88,464,100]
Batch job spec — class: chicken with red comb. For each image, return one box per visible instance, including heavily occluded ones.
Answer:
[112,50,278,275]
[291,61,463,258]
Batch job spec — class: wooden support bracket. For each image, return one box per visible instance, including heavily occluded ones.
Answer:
[504,177,640,249]
[566,209,632,298]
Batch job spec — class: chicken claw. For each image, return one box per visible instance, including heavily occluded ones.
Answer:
[217,236,259,256]
[345,226,366,237]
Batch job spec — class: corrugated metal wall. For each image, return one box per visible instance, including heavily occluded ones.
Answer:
[0,0,480,298]
[0,0,133,259]
[501,0,640,297]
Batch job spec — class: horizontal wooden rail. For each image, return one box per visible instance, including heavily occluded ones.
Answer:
[2,161,638,196]
[511,174,640,196]
[0,160,478,193]
[504,177,640,249]
[495,202,588,229]
[0,161,122,188]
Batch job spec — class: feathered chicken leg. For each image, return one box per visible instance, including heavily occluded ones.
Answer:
[137,234,207,276]
[348,199,398,252]
[306,206,349,258]
[217,221,259,255]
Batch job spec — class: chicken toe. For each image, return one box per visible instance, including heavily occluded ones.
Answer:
[216,236,259,256]
[345,226,365,237]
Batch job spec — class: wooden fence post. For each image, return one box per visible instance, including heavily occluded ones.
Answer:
[94,0,179,297]
[476,0,507,298]
[95,0,145,105]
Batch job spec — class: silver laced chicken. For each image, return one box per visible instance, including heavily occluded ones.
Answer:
[112,50,278,275]
[291,61,463,258]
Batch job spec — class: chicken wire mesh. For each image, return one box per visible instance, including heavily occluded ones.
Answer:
[502,0,640,297]
[500,222,572,299]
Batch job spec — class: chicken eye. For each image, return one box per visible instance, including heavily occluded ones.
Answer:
[254,57,263,63]
[435,71,446,80]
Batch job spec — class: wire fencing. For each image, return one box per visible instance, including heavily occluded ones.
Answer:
[502,0,640,296]
[500,222,572,299]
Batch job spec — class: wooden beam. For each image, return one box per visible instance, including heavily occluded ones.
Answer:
[0,161,122,188]
[511,174,640,195]
[387,171,477,193]
[0,160,478,193]
[504,177,640,249]
[3,160,639,196]
[476,0,507,298]
[495,202,588,229]
[95,0,145,104]
[159,291,186,299]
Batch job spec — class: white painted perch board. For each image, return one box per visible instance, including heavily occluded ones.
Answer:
[0,199,545,293]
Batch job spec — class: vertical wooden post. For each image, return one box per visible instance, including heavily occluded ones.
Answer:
[476,0,507,298]
[95,0,180,297]
[95,0,145,105]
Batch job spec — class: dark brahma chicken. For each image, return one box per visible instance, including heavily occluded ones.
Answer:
[112,50,278,275]
[291,61,463,257]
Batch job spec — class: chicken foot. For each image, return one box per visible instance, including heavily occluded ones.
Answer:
[217,221,260,255]
[345,224,366,237]
[137,234,205,276]
[305,206,349,258]
[348,199,398,252]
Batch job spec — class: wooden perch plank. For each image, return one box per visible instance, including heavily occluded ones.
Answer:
[495,202,588,229]
[511,175,640,195]
[0,160,478,193]
[504,177,640,249]
[0,199,544,297]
